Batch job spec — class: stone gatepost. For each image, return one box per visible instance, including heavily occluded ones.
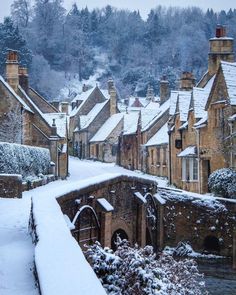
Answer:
[158,205,164,250]
[96,198,114,248]
[134,192,146,248]
[100,211,113,248]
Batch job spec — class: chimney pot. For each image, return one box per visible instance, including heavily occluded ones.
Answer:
[216,25,226,38]
[7,50,18,63]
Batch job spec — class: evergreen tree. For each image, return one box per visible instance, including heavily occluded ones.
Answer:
[0,17,32,74]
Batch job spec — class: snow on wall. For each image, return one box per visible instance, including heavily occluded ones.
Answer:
[0,142,50,179]
[31,191,107,295]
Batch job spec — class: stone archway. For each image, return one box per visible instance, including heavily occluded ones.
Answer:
[111,229,129,251]
[72,205,100,248]
[203,235,220,253]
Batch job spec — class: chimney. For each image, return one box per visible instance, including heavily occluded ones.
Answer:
[18,67,29,93]
[51,118,57,136]
[82,84,89,92]
[5,50,19,92]
[160,76,170,105]
[179,72,195,91]
[110,86,117,116]
[124,96,129,106]
[60,102,69,115]
[208,25,234,76]
[146,84,155,101]
[108,78,115,95]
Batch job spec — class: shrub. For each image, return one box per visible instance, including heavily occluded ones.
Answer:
[0,142,50,179]
[208,168,236,199]
[85,239,207,295]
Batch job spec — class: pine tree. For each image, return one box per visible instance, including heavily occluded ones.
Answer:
[0,17,32,74]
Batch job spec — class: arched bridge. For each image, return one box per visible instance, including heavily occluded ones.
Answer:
[57,175,236,261]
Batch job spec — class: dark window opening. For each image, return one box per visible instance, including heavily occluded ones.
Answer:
[203,236,220,253]
[111,229,128,251]
[146,228,152,246]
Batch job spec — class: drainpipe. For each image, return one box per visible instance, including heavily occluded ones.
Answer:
[167,129,172,185]
[196,128,201,194]
[228,121,233,168]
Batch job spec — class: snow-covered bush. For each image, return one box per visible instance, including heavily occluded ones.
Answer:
[208,168,236,199]
[0,142,50,179]
[86,239,207,295]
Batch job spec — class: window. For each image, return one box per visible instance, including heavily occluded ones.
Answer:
[162,147,167,165]
[151,149,154,165]
[182,157,198,181]
[112,144,118,156]
[156,148,160,165]
[95,144,99,158]
[192,158,198,180]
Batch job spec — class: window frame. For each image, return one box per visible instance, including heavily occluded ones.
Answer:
[182,157,199,182]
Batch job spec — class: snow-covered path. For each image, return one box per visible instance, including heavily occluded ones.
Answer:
[0,198,38,295]
[0,157,167,294]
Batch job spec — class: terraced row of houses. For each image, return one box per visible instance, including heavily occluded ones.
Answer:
[66,25,236,194]
[1,25,235,194]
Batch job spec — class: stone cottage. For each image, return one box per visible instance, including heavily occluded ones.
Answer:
[0,51,68,178]
[90,113,124,162]
[118,78,170,177]
[70,80,118,159]
[168,25,236,193]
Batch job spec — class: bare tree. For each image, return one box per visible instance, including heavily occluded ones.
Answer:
[11,0,32,28]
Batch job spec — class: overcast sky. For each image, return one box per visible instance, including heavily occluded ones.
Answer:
[0,0,235,21]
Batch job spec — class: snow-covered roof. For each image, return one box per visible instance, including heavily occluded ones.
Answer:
[90,113,123,142]
[194,114,208,129]
[192,75,215,120]
[178,91,192,122]
[192,88,207,119]
[145,123,168,147]
[178,146,197,157]
[43,113,67,138]
[169,91,179,116]
[145,101,160,110]
[229,113,236,121]
[179,121,188,130]
[128,96,149,108]
[19,86,65,137]
[100,89,110,99]
[123,112,140,135]
[142,99,170,131]
[71,87,95,104]
[141,108,158,130]
[79,100,109,130]
[70,87,110,118]
[221,61,236,105]
[0,76,33,113]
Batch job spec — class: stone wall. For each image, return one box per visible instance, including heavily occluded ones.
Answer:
[0,81,22,143]
[58,176,157,249]
[146,144,168,177]
[0,174,22,198]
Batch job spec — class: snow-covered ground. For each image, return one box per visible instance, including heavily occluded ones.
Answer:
[0,157,168,294]
[0,198,38,295]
